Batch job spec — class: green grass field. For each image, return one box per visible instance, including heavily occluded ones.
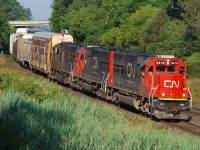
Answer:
[0,56,200,149]
[190,77,200,106]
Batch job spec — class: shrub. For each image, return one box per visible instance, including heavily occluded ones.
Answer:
[186,53,200,78]
[0,71,61,102]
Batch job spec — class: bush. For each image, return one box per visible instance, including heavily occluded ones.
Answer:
[0,71,61,102]
[186,53,200,77]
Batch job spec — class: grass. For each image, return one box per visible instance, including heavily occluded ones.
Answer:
[1,91,200,150]
[190,77,200,106]
[0,56,200,149]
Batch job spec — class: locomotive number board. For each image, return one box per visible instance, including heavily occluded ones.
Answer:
[155,61,179,65]
[170,61,179,65]
[155,60,165,65]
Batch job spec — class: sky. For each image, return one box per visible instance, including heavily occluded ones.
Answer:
[17,0,53,20]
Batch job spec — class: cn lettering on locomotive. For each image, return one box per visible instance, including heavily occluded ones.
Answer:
[164,80,180,88]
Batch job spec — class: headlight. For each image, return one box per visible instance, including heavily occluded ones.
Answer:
[182,94,186,97]
[160,103,164,106]
[162,93,165,96]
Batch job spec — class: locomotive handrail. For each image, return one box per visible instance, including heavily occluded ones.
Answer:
[148,90,153,106]
[101,72,106,90]
[69,63,74,81]
[151,84,159,116]
[103,73,110,91]
[188,81,192,108]
[152,85,158,103]
[69,63,72,72]
[148,74,154,106]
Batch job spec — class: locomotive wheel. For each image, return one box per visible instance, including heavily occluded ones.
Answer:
[186,116,192,122]
[112,91,118,103]
[144,102,150,115]
[133,99,140,110]
[96,89,101,98]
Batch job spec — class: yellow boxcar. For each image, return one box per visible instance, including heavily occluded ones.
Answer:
[30,32,73,74]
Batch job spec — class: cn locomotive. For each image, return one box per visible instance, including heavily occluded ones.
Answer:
[10,30,192,120]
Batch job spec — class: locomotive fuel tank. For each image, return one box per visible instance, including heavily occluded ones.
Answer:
[118,94,134,107]
[81,82,93,93]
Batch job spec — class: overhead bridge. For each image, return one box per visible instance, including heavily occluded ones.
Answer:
[9,20,50,27]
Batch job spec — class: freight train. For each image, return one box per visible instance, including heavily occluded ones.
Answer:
[10,30,192,120]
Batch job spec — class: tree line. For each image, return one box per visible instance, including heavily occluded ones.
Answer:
[51,0,200,58]
[0,0,32,52]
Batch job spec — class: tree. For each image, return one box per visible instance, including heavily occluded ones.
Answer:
[139,9,168,49]
[101,5,159,49]
[0,9,11,52]
[25,8,32,20]
[51,0,74,32]
[0,0,32,20]
[0,0,31,53]
[50,0,200,56]
[179,25,200,57]
[186,53,200,77]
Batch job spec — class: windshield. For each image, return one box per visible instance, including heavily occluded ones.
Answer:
[156,66,176,72]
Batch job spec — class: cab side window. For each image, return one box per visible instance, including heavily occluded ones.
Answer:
[180,66,185,74]
[148,66,153,73]
[156,66,165,72]
[93,57,98,69]
[80,54,84,60]
[127,63,133,78]
[127,63,135,78]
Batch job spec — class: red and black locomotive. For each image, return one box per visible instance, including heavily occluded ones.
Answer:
[10,31,192,120]
[50,42,192,120]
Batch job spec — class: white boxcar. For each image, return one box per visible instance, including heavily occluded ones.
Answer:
[22,34,33,67]
[10,28,28,60]
[9,33,17,55]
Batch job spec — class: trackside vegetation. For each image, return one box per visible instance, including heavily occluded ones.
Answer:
[0,58,200,149]
[51,0,200,78]
[51,0,200,58]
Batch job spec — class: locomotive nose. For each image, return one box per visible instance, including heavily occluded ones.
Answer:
[154,74,188,100]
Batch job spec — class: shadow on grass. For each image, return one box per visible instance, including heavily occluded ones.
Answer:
[0,99,75,150]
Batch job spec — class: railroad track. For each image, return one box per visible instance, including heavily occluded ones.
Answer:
[161,121,200,136]
[191,107,200,116]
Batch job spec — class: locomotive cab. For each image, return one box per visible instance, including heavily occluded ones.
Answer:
[142,55,192,120]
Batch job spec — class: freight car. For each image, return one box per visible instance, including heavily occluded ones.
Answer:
[10,32,192,120]
[30,32,73,74]
[17,33,33,67]
[10,28,28,60]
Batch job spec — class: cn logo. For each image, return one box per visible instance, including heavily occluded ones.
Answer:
[164,80,180,88]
